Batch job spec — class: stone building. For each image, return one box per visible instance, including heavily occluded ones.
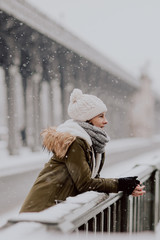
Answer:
[0,0,159,155]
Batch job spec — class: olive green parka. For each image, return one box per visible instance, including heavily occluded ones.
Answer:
[20,120,118,213]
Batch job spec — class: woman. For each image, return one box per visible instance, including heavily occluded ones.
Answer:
[20,88,145,213]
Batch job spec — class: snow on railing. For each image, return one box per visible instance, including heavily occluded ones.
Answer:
[6,159,160,235]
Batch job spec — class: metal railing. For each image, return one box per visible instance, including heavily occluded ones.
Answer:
[72,164,160,234]
[7,160,160,235]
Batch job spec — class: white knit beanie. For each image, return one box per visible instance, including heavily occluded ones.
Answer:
[68,89,107,121]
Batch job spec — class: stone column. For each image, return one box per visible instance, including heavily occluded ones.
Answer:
[32,72,42,151]
[50,78,63,125]
[5,62,21,155]
[0,68,7,136]
[48,53,63,126]
[57,49,75,121]
[40,81,52,129]
[25,70,42,152]
[25,77,34,150]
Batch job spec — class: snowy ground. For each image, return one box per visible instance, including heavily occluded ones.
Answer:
[0,141,49,177]
[0,136,160,238]
[1,222,160,240]
[101,149,160,178]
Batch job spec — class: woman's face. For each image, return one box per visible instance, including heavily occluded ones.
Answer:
[89,112,108,128]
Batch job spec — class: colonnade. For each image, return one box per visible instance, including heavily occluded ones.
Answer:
[0,9,159,155]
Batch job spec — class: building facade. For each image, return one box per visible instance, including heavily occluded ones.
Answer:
[0,0,159,155]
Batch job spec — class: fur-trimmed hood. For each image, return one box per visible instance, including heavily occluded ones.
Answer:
[41,119,92,158]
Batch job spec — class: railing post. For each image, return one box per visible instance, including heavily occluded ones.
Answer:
[85,222,88,235]
[140,194,145,231]
[133,197,137,232]
[143,179,150,231]
[142,171,156,231]
[96,211,104,233]
[137,196,141,231]
[103,208,108,232]
[106,207,111,233]
[129,195,133,233]
[116,200,121,232]
[93,216,96,234]
[150,171,157,231]
[111,202,117,232]
[154,170,160,228]
[101,211,104,234]
[121,194,129,232]
[159,170,160,223]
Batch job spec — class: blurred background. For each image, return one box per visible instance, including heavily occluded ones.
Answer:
[0,0,160,156]
[0,0,160,227]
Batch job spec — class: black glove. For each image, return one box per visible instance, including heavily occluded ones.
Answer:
[118,176,140,195]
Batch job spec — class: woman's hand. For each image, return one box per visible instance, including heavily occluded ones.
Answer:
[118,176,140,195]
[131,184,145,197]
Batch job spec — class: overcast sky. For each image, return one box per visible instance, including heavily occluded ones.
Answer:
[26,0,160,94]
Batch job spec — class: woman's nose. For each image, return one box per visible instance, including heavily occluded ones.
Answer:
[103,118,108,124]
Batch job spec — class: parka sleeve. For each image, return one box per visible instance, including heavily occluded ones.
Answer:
[65,140,118,193]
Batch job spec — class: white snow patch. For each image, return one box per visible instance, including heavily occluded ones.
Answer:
[101,149,160,178]
[105,136,159,154]
[66,191,105,204]
[0,207,19,228]
[0,141,50,176]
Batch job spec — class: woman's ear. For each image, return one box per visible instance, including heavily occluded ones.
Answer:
[87,120,93,125]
